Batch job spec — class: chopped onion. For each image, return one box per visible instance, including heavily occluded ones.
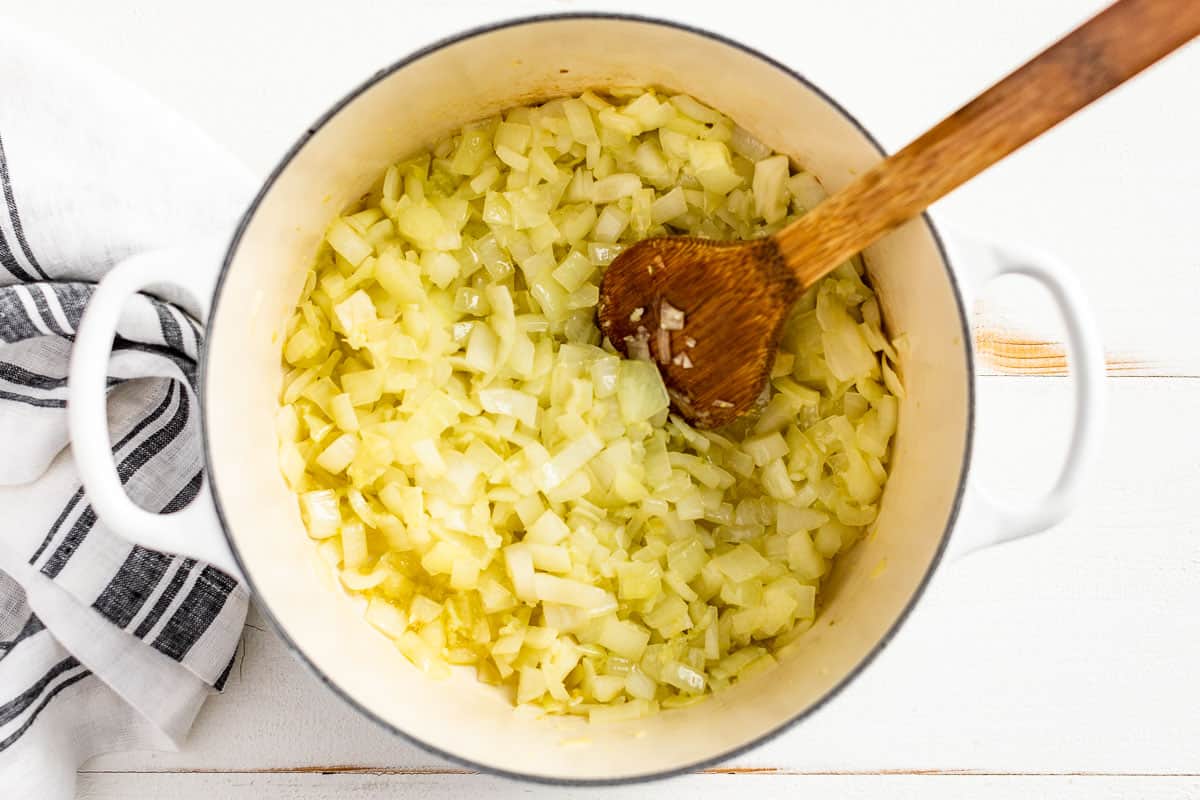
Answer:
[592,173,642,204]
[659,299,686,331]
[279,87,901,720]
[533,574,615,611]
[654,327,671,364]
[730,124,772,161]
[316,433,358,474]
[752,155,790,224]
[623,328,651,361]
[299,490,340,539]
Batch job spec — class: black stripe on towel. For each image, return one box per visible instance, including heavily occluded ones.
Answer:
[41,381,190,577]
[154,301,185,352]
[0,364,119,393]
[180,311,203,353]
[29,381,176,567]
[0,229,33,283]
[0,657,82,727]
[26,284,66,336]
[132,559,195,640]
[0,288,50,341]
[0,132,49,281]
[111,380,178,453]
[0,361,67,390]
[28,488,86,566]
[0,615,45,661]
[91,548,173,630]
[112,337,197,389]
[214,649,237,691]
[162,470,203,512]
[0,389,64,408]
[152,566,236,661]
[47,282,91,331]
[0,670,92,753]
[93,468,203,632]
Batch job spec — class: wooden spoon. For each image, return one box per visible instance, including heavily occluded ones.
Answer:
[598,0,1200,428]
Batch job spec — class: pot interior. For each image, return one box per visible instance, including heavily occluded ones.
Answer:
[205,16,971,781]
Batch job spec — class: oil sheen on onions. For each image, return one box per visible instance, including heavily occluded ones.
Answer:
[276,87,902,721]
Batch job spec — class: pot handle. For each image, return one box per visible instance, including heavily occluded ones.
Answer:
[946,235,1105,558]
[67,248,244,583]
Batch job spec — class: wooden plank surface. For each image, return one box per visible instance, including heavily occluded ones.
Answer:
[75,773,1200,800]
[1,0,1196,796]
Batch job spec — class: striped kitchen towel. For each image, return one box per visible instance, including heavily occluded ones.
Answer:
[0,23,253,798]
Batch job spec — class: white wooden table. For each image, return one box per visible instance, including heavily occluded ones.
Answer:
[4,0,1198,796]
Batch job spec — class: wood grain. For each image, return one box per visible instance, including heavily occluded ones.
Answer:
[598,236,794,428]
[776,0,1200,286]
[73,773,1200,800]
[972,327,1149,376]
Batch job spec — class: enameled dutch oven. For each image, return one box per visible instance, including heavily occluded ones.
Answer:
[67,14,1103,784]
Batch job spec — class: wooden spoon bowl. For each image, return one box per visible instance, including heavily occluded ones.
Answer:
[597,236,793,428]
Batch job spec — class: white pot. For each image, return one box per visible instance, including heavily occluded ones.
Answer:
[66,14,1105,784]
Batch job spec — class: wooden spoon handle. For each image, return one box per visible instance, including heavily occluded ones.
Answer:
[774,0,1200,288]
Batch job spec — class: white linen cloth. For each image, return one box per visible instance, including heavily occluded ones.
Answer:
[0,22,253,799]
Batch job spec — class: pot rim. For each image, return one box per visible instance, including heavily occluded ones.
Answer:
[200,11,975,786]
